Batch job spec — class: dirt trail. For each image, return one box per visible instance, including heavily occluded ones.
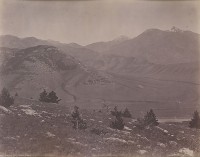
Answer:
[61,81,77,102]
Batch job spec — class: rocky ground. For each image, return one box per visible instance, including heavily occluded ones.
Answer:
[0,97,200,157]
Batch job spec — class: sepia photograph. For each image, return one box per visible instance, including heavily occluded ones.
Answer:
[0,0,200,156]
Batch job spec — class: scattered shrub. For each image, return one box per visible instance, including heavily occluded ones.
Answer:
[135,118,146,129]
[90,128,107,135]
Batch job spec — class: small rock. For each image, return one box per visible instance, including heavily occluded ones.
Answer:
[169,141,178,146]
[46,132,55,138]
[157,142,166,148]
[124,126,132,131]
[179,148,193,157]
[138,150,147,155]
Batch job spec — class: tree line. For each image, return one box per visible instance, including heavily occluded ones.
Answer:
[1,87,200,130]
[39,89,61,103]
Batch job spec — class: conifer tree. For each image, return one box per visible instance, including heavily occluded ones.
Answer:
[0,88,14,108]
[71,106,87,130]
[123,107,132,118]
[47,91,60,103]
[111,106,118,116]
[15,92,18,97]
[110,107,124,130]
[189,110,200,129]
[39,90,61,103]
[144,109,159,126]
[39,89,48,102]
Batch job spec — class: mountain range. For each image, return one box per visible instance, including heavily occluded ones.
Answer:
[0,28,199,117]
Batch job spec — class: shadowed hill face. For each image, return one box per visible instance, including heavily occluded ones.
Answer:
[0,35,100,68]
[0,45,78,73]
[0,45,84,101]
[0,45,113,102]
[0,47,19,67]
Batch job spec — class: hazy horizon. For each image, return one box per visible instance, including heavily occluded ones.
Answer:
[0,0,199,45]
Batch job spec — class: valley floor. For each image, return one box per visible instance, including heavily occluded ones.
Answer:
[0,98,200,157]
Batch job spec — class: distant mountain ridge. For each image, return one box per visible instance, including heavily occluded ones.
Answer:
[85,35,130,53]
[1,28,200,81]
[0,35,48,49]
[1,28,199,65]
[102,28,200,64]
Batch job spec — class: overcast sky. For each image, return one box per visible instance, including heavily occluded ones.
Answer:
[0,0,199,45]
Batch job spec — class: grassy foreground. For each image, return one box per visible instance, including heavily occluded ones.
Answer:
[0,98,200,157]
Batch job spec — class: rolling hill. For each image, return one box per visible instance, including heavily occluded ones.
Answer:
[0,45,111,104]
[0,34,100,67]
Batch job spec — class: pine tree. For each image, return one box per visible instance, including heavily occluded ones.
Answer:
[0,88,14,108]
[110,106,118,116]
[123,107,132,118]
[110,107,124,130]
[144,109,159,126]
[189,110,200,129]
[47,91,60,103]
[39,89,48,102]
[39,90,61,103]
[15,92,18,97]
[71,106,87,130]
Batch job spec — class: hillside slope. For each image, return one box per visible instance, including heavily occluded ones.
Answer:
[0,35,100,67]
[103,29,200,64]
[0,97,199,156]
[0,45,111,103]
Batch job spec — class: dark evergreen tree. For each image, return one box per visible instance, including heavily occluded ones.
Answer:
[0,88,14,108]
[39,90,61,103]
[110,107,124,130]
[71,106,87,130]
[110,106,119,116]
[144,109,159,126]
[47,91,61,103]
[123,107,132,118]
[189,110,200,129]
[39,89,48,102]
[15,92,18,97]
